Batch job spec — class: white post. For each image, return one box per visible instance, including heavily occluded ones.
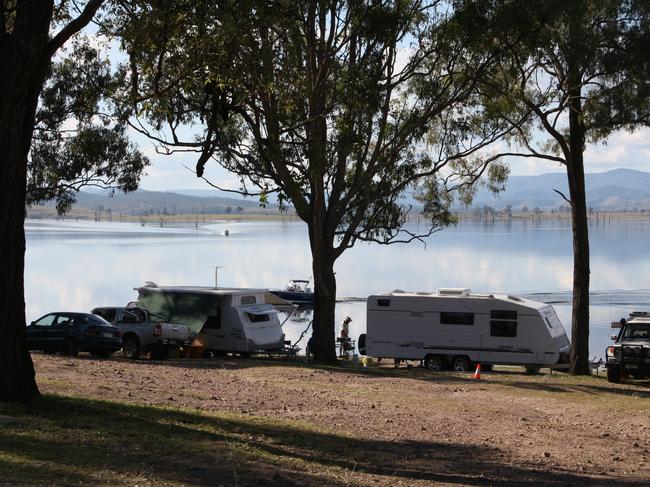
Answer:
[214,266,223,289]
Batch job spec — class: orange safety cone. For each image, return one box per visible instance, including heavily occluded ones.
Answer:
[473,363,482,379]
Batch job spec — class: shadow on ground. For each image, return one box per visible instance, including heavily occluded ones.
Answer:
[0,394,645,486]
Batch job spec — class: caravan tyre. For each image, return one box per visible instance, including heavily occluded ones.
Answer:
[524,365,540,375]
[452,356,470,372]
[424,355,444,372]
[150,347,169,360]
[358,334,367,356]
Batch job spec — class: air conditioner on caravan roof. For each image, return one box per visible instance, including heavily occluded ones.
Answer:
[436,288,471,296]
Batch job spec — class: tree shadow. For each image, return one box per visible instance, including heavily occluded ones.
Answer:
[41,352,650,399]
[497,378,650,398]
[1,395,645,486]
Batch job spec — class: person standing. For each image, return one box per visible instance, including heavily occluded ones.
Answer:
[339,316,352,357]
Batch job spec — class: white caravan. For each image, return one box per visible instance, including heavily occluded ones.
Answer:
[359,288,570,371]
[134,285,290,354]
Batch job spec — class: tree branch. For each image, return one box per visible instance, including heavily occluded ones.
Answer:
[43,0,104,60]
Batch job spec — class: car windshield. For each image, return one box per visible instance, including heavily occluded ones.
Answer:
[82,314,110,325]
[624,323,650,339]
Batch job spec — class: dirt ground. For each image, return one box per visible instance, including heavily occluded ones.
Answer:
[32,353,650,486]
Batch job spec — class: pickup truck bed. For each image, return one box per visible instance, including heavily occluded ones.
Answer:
[91,307,191,359]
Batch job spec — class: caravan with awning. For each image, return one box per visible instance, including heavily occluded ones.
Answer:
[134,284,289,353]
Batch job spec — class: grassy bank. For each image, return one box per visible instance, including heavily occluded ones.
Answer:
[3,355,650,486]
[0,394,361,487]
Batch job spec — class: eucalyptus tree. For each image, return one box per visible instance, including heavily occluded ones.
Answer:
[0,1,149,402]
[114,0,512,363]
[28,40,148,213]
[463,0,650,373]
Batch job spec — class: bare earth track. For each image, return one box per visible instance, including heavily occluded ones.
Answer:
[4,353,649,486]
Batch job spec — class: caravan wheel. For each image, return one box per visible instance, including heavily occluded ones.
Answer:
[424,355,445,371]
[452,356,470,372]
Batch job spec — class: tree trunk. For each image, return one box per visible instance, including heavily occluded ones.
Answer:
[566,3,590,375]
[0,2,56,402]
[308,199,338,364]
[310,249,338,364]
[566,153,591,375]
[0,102,39,401]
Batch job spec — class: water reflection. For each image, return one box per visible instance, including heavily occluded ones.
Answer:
[25,218,650,360]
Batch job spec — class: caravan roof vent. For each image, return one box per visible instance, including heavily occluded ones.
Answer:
[415,291,432,295]
[507,295,523,302]
[144,281,158,288]
[437,288,471,296]
[392,289,406,294]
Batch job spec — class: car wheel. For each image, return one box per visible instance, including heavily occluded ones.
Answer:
[607,366,621,383]
[64,339,79,357]
[122,336,140,359]
[424,355,445,372]
[452,356,470,372]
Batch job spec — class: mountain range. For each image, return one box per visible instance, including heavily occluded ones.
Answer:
[467,168,650,211]
[31,168,650,216]
[33,188,270,216]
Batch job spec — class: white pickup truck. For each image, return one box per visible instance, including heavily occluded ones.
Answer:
[91,307,191,360]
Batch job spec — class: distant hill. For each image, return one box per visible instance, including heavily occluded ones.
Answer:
[29,168,650,217]
[32,189,273,216]
[468,168,650,211]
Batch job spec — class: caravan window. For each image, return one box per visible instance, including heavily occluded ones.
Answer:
[440,312,474,325]
[490,310,517,320]
[247,313,270,323]
[490,310,517,337]
[241,296,257,305]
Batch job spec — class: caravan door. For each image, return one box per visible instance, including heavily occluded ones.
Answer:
[237,306,285,351]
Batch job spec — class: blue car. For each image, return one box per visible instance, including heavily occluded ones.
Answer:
[26,312,122,358]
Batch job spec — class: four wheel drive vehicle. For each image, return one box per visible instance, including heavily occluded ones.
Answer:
[26,312,122,358]
[91,307,191,360]
[606,312,650,383]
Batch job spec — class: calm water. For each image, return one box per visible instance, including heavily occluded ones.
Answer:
[25,218,650,359]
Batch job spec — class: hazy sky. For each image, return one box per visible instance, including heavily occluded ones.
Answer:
[137,126,650,191]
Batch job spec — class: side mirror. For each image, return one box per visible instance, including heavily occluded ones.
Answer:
[610,334,619,341]
[29,321,35,326]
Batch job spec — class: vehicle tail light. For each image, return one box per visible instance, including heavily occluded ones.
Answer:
[153,324,162,337]
[84,327,100,337]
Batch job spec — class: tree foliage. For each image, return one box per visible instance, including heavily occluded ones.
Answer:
[110,0,513,361]
[458,0,650,373]
[28,37,149,213]
[0,0,148,402]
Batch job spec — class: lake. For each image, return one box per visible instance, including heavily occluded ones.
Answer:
[25,217,650,360]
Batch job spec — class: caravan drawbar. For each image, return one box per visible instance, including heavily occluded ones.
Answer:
[359,288,570,371]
